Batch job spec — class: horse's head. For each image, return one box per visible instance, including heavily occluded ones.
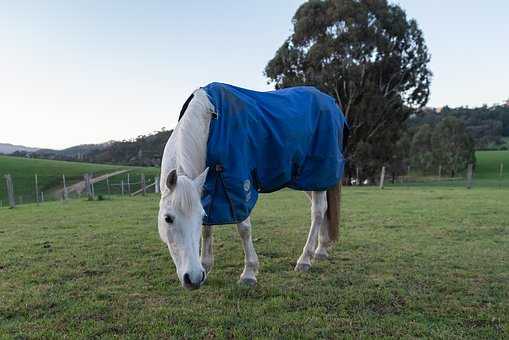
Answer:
[158,168,209,290]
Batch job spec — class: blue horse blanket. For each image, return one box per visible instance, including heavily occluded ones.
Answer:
[199,82,346,225]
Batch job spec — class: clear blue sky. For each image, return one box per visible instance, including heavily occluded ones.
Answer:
[1,0,508,149]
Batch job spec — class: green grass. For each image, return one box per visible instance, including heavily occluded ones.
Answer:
[476,150,509,179]
[0,155,160,203]
[1,187,507,338]
[392,150,509,188]
[471,150,509,188]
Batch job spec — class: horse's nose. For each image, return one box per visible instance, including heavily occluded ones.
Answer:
[183,271,206,290]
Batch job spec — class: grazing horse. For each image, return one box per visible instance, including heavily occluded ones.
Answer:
[158,83,346,290]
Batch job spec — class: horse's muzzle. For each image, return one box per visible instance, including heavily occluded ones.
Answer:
[183,270,206,290]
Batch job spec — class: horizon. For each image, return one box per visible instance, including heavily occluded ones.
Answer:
[1,0,508,150]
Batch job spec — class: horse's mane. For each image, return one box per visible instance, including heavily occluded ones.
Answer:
[161,176,201,216]
[159,88,212,216]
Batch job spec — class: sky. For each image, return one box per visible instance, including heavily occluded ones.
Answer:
[1,0,508,149]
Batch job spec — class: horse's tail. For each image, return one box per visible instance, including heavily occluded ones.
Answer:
[327,108,348,243]
[325,182,341,243]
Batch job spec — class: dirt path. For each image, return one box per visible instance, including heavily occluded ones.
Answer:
[54,169,129,197]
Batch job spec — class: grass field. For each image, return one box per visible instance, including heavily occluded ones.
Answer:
[0,155,160,203]
[476,150,509,179]
[1,186,507,338]
[388,150,509,188]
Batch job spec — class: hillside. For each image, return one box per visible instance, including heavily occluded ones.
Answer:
[0,156,160,204]
[35,143,112,160]
[13,129,172,167]
[0,143,39,155]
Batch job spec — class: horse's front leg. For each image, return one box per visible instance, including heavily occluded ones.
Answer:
[237,217,259,286]
[200,225,214,274]
[295,191,326,272]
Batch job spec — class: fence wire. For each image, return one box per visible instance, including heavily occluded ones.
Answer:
[353,162,507,189]
[1,172,160,208]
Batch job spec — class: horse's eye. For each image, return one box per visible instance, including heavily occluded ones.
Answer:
[165,215,174,224]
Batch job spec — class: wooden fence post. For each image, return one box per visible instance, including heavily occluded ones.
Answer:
[155,177,160,193]
[106,177,111,195]
[498,163,504,188]
[127,174,131,194]
[121,180,125,196]
[41,191,45,202]
[84,173,88,195]
[84,174,93,200]
[4,174,16,208]
[141,174,146,196]
[379,166,386,190]
[35,174,39,205]
[438,165,442,179]
[62,174,68,201]
[466,163,474,189]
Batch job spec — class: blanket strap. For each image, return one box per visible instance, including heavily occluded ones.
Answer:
[215,164,238,222]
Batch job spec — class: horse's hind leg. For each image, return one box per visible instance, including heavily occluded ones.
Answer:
[237,217,259,286]
[302,192,330,260]
[200,225,214,274]
[314,217,330,260]
[295,191,326,272]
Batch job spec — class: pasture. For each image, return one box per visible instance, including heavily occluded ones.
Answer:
[0,155,160,204]
[475,150,509,180]
[1,186,507,338]
[387,150,509,188]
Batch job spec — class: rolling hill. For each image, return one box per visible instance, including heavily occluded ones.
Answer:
[0,143,39,155]
[10,129,172,167]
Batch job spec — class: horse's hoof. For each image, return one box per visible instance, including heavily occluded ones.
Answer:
[294,263,311,272]
[238,277,257,287]
[313,253,329,261]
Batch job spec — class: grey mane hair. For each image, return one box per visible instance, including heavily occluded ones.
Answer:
[161,176,202,216]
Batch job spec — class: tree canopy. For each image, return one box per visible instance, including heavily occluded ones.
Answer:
[407,104,509,150]
[431,117,475,177]
[265,0,432,180]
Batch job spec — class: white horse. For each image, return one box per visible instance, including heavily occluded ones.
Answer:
[158,87,341,290]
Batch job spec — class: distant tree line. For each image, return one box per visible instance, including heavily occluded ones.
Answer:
[378,103,509,181]
[88,129,172,166]
[394,116,476,178]
[407,105,509,150]
[13,129,172,167]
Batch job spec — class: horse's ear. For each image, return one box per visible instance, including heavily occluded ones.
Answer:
[166,169,178,191]
[193,167,209,195]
